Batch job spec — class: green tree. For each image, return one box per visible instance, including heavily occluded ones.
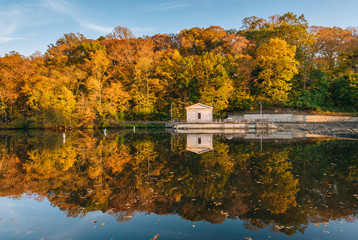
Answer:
[196,53,234,115]
[331,73,358,111]
[157,50,198,106]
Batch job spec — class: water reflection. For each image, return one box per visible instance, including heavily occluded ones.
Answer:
[0,130,358,237]
[186,134,213,154]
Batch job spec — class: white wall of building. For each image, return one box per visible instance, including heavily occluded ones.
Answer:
[187,108,213,123]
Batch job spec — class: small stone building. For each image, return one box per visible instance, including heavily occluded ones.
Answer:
[185,103,213,123]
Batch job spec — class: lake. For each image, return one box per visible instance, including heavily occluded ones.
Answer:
[0,130,358,240]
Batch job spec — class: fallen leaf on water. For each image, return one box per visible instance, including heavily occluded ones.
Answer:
[245,237,253,240]
[36,227,41,229]
[314,223,321,227]
[192,225,195,227]
[324,222,328,226]
[92,220,98,224]
[323,230,330,234]
[157,219,159,221]
[150,234,160,240]
[91,226,96,229]
[340,221,344,224]
[100,222,108,226]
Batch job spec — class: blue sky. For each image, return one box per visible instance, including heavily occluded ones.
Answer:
[1,0,358,56]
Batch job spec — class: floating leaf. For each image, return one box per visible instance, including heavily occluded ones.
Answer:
[151,234,160,240]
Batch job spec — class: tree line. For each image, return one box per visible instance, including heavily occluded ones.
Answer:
[0,12,357,128]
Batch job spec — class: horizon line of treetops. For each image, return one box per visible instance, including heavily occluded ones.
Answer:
[0,12,357,128]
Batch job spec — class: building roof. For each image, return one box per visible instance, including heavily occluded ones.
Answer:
[186,146,214,154]
[185,103,213,110]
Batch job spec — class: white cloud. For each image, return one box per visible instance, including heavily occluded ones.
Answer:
[0,37,24,44]
[43,0,70,13]
[78,20,113,34]
[132,1,192,13]
[0,8,23,43]
[42,0,113,34]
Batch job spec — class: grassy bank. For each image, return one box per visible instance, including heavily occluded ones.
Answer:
[119,122,165,129]
[0,121,166,130]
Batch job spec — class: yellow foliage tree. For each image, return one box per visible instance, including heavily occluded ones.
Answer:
[255,38,298,104]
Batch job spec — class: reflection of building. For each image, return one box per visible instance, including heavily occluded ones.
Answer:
[185,103,213,123]
[186,134,213,154]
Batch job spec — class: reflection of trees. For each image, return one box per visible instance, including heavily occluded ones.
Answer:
[0,151,24,197]
[254,151,299,214]
[0,132,358,236]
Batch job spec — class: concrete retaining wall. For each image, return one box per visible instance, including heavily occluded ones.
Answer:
[230,113,358,123]
[244,114,293,122]
[293,115,358,122]
[173,122,277,130]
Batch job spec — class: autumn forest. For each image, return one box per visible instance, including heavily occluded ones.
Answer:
[1,13,358,128]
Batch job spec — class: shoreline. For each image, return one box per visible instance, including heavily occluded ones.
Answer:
[0,122,166,130]
[1,113,357,139]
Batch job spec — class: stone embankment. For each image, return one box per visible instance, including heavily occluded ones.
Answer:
[277,122,358,139]
[228,113,358,139]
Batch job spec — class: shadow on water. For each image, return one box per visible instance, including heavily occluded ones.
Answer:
[0,129,358,238]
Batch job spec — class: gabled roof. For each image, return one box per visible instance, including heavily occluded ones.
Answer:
[186,146,214,154]
[185,103,213,110]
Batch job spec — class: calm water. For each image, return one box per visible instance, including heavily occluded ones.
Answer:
[0,130,358,240]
